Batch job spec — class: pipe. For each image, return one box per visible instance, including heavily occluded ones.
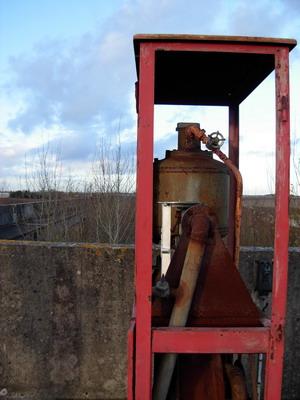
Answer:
[224,361,248,400]
[186,126,243,268]
[153,209,210,400]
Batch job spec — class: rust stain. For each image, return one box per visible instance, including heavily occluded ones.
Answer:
[153,204,261,328]
[280,95,289,122]
[186,124,243,268]
[175,280,189,307]
[281,95,289,110]
[275,324,283,342]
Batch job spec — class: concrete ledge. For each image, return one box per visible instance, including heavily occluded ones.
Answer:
[0,239,135,249]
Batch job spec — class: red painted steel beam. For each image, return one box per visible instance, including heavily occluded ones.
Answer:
[152,327,269,354]
[229,105,240,168]
[132,37,294,400]
[228,104,240,260]
[264,46,290,400]
[134,43,155,400]
[150,41,279,55]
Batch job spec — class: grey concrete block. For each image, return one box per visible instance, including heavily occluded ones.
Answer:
[0,241,134,400]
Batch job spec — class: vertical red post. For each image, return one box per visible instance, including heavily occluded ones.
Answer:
[228,103,239,259]
[265,47,290,400]
[135,43,155,400]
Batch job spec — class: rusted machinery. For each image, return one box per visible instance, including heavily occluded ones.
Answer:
[128,34,296,400]
[151,124,260,399]
[153,122,229,242]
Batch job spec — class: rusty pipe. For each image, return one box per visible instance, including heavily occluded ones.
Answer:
[186,125,243,268]
[153,210,210,400]
[224,362,248,400]
[152,240,207,400]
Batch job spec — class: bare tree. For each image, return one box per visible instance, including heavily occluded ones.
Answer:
[90,137,135,244]
[10,136,136,244]
[22,143,87,241]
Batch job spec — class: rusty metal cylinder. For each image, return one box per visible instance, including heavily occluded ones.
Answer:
[153,122,230,242]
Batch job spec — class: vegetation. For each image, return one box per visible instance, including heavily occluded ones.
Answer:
[5,140,135,244]
[3,138,300,247]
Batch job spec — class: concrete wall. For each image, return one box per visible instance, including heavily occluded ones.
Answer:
[239,247,300,400]
[0,241,134,400]
[0,241,299,399]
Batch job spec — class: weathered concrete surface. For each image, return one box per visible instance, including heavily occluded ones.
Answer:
[239,247,300,400]
[0,242,299,399]
[0,241,134,400]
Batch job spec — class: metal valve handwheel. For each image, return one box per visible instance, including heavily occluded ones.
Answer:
[207,131,225,150]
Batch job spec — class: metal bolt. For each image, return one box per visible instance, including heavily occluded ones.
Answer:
[0,388,8,396]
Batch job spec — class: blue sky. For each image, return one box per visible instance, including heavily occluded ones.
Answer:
[0,0,299,193]
[0,1,122,62]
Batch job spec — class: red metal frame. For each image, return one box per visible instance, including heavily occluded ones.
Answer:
[152,327,269,354]
[228,104,239,258]
[130,38,292,400]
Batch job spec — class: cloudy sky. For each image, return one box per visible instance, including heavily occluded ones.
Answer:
[0,0,299,193]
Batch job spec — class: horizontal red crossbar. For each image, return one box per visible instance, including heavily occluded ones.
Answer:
[152,327,270,354]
